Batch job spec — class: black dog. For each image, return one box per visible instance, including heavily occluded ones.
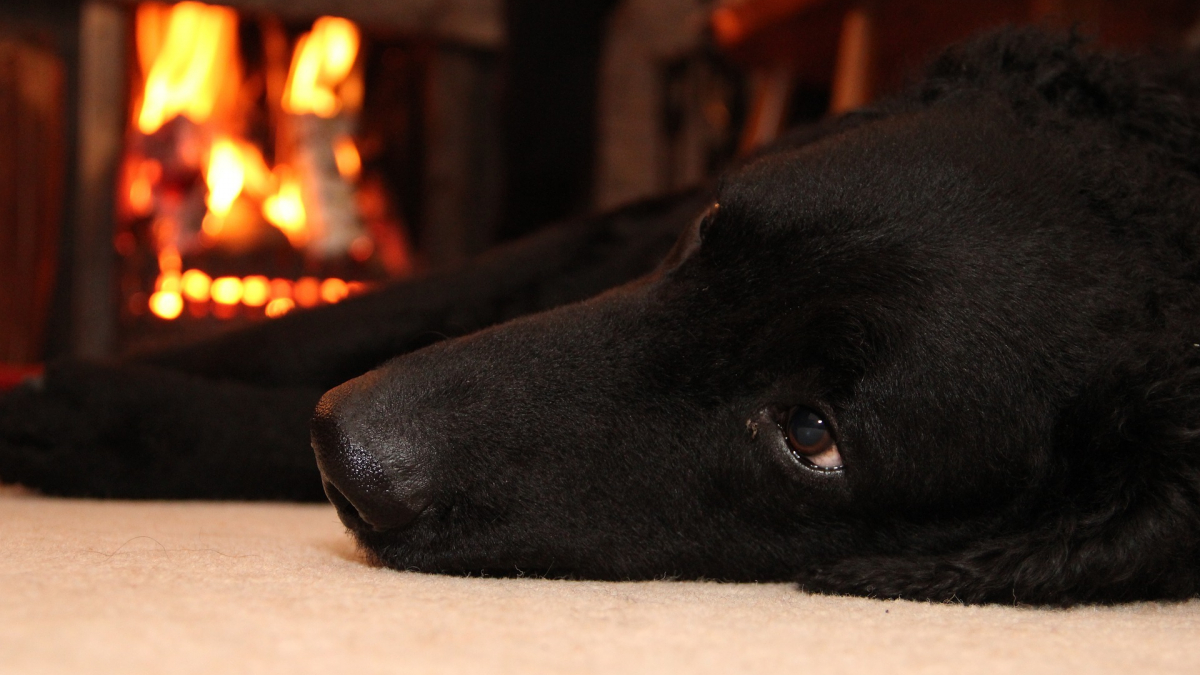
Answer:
[3,30,1200,606]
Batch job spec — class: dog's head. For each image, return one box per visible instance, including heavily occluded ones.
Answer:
[312,36,1200,604]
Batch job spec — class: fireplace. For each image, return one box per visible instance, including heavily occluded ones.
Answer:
[118,4,411,350]
[4,0,760,369]
[45,0,506,358]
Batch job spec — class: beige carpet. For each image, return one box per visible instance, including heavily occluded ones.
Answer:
[3,488,1199,675]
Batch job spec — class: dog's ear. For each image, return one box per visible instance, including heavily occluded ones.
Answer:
[1021,343,1200,603]
[801,341,1200,605]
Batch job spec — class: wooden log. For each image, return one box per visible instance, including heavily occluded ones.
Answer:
[289,113,366,259]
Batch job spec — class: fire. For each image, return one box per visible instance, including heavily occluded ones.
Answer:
[319,278,349,304]
[210,276,244,305]
[150,268,357,320]
[293,277,321,308]
[128,159,162,215]
[131,4,375,322]
[236,142,274,197]
[269,278,293,300]
[242,276,270,307]
[136,2,238,134]
[262,168,309,246]
[283,17,361,117]
[334,136,362,180]
[149,289,184,320]
[205,138,245,218]
[149,244,185,319]
[181,269,212,302]
[158,244,182,275]
[265,298,295,318]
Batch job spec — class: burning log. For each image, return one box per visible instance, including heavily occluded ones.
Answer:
[287,114,365,259]
[277,16,367,260]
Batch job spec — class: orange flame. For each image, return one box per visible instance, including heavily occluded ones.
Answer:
[333,136,361,180]
[128,159,162,215]
[134,9,376,322]
[262,167,309,246]
[136,2,239,134]
[282,17,361,117]
[205,137,245,217]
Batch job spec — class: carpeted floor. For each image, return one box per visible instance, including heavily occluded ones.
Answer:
[3,488,1199,674]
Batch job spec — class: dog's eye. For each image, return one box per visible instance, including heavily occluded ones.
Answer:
[785,407,843,470]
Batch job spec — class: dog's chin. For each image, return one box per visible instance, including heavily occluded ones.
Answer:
[347,531,577,579]
[334,514,689,580]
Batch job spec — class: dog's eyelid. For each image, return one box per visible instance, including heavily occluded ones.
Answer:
[699,202,719,237]
[687,202,720,253]
[659,203,718,273]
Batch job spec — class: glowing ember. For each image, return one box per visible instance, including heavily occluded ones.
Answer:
[269,278,293,300]
[293,277,321,308]
[210,276,244,305]
[283,17,361,118]
[149,290,184,320]
[319,278,349,304]
[136,2,238,134]
[181,269,213,302]
[242,276,270,307]
[150,247,185,320]
[265,297,296,318]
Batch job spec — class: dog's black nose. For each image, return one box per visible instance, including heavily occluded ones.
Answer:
[311,375,432,531]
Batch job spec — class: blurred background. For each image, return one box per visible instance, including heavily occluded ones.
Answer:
[0,0,1198,381]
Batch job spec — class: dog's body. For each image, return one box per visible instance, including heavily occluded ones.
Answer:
[4,30,1200,605]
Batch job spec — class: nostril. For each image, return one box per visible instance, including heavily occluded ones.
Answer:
[311,383,433,532]
[312,432,427,532]
[323,480,369,530]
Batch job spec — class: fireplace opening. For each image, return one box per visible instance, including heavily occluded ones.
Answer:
[117,2,423,348]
